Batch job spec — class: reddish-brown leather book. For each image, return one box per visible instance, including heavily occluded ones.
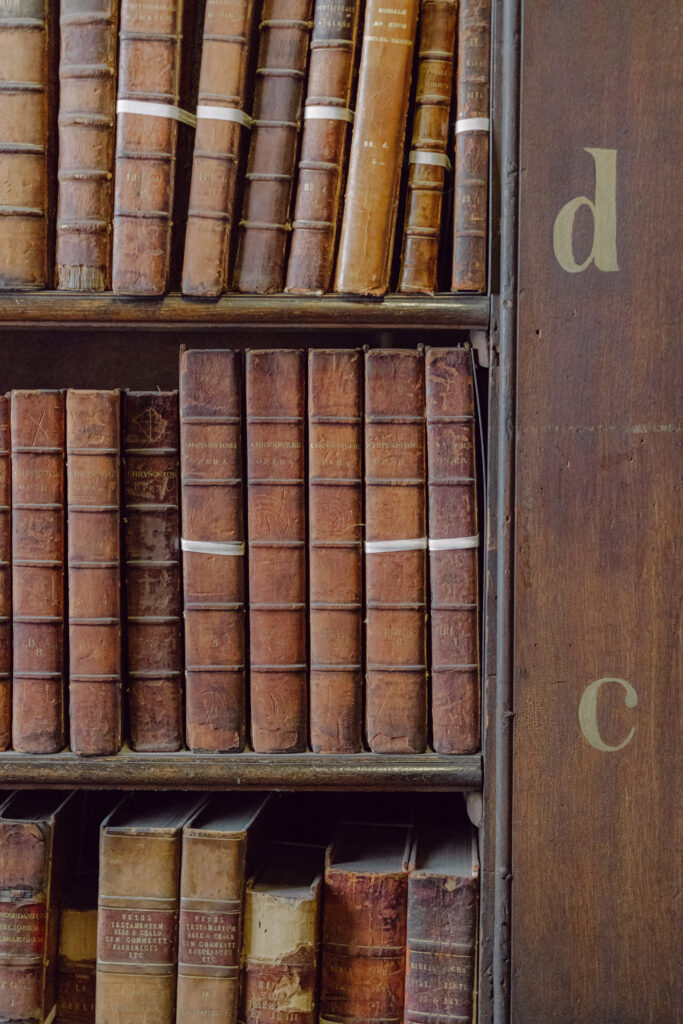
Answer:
[0,395,9,751]
[426,347,480,752]
[284,0,362,295]
[179,349,246,752]
[11,390,66,753]
[398,0,458,294]
[246,349,307,752]
[320,822,415,1024]
[123,390,183,752]
[309,349,363,752]
[334,0,419,296]
[181,0,258,296]
[55,0,118,291]
[232,0,314,294]
[112,0,184,295]
[67,389,122,756]
[365,348,427,753]
[405,826,479,1024]
[0,0,51,289]
[451,0,491,292]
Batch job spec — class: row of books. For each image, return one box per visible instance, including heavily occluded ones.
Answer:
[0,0,491,298]
[0,345,480,757]
[0,789,479,1024]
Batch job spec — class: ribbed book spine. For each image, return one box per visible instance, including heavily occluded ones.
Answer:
[0,396,9,750]
[56,905,97,1024]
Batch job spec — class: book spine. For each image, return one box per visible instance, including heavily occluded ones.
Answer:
[398,0,457,295]
[181,0,258,296]
[334,0,419,296]
[232,0,314,294]
[246,349,307,752]
[285,0,361,295]
[308,349,363,752]
[123,391,183,752]
[180,350,245,752]
[364,349,427,752]
[451,0,490,292]
[0,396,9,750]
[56,907,97,1024]
[0,0,50,289]
[67,389,122,756]
[112,0,184,295]
[55,0,118,292]
[11,390,66,753]
[426,347,480,752]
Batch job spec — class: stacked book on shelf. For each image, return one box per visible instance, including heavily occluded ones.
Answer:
[0,0,491,297]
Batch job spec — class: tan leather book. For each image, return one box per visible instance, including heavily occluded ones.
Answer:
[334,0,419,295]
[0,395,9,751]
[398,0,458,294]
[179,349,246,752]
[67,389,122,756]
[308,349,363,752]
[365,348,427,752]
[181,0,258,296]
[0,0,51,289]
[96,793,206,1024]
[55,0,118,291]
[426,347,480,752]
[56,883,98,1024]
[232,0,314,294]
[176,794,272,1024]
[246,349,307,752]
[285,0,362,295]
[11,390,66,753]
[112,0,184,295]
[123,391,183,752]
[451,0,490,292]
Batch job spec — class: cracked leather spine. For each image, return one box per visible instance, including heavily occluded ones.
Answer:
[0,396,9,750]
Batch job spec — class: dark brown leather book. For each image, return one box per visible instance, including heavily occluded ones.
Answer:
[451,0,491,292]
[181,0,258,296]
[398,0,457,294]
[426,347,480,752]
[320,822,415,1024]
[67,389,122,756]
[55,0,118,291]
[112,0,184,295]
[405,826,479,1024]
[179,349,246,752]
[365,348,427,753]
[11,390,66,753]
[309,349,363,752]
[123,390,183,752]
[334,0,419,295]
[232,0,314,294]
[0,0,51,289]
[284,0,362,295]
[0,395,9,751]
[246,349,307,752]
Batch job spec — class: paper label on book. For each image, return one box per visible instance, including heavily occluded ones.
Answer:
[97,907,177,965]
[0,901,45,956]
[178,908,241,967]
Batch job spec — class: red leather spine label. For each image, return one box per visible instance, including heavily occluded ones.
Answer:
[0,396,10,750]
[0,901,46,957]
[56,959,96,1023]
[97,907,178,965]
[177,905,241,968]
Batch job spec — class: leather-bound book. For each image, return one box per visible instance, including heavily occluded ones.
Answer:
[0,0,51,289]
[112,0,184,294]
[426,347,480,752]
[96,793,206,1024]
[451,0,490,292]
[365,348,427,753]
[10,390,66,753]
[232,0,314,294]
[67,389,122,756]
[285,0,362,295]
[176,794,271,1024]
[405,826,479,1024]
[334,0,419,296]
[123,391,182,752]
[320,822,415,1024]
[0,395,9,751]
[55,1,118,291]
[240,843,323,1024]
[181,0,258,296]
[309,349,363,752]
[246,349,307,752]
[179,349,246,752]
[398,0,458,294]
